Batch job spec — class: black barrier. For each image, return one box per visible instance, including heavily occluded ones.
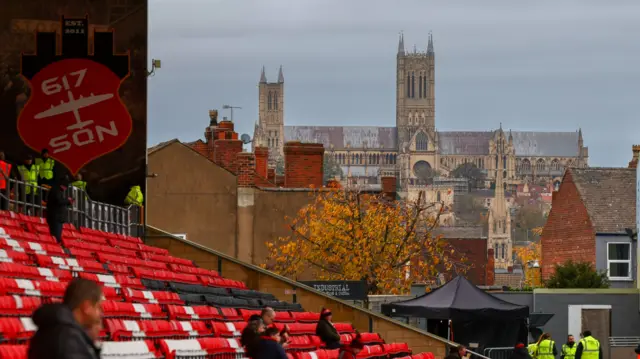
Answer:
[299,281,368,301]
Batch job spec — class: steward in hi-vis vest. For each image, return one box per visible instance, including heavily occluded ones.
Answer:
[561,335,577,359]
[17,156,40,196]
[35,149,55,187]
[575,331,601,359]
[124,185,144,206]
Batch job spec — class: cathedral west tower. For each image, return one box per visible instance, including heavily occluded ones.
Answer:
[256,66,285,161]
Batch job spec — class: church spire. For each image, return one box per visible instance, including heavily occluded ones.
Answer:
[277,65,284,83]
[260,66,267,83]
[427,32,434,55]
[397,31,405,56]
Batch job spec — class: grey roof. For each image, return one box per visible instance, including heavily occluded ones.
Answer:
[285,126,582,157]
[284,126,397,150]
[340,165,381,177]
[510,131,580,157]
[435,226,486,239]
[569,167,637,234]
[437,131,493,155]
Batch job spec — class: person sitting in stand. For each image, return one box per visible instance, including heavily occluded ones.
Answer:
[316,307,341,349]
[338,332,365,359]
[241,316,265,359]
[255,327,287,359]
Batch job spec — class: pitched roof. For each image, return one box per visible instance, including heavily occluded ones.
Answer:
[147,139,181,155]
[284,126,397,150]
[570,167,637,234]
[436,226,486,239]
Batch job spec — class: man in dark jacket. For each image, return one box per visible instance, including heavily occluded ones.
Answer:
[28,278,104,359]
[445,345,467,359]
[510,343,532,359]
[316,307,341,349]
[46,175,72,243]
[255,327,287,359]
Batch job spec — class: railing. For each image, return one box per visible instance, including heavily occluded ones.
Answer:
[609,336,640,347]
[483,347,514,359]
[0,175,142,236]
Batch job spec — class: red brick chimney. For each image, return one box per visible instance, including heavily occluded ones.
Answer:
[381,176,397,200]
[214,138,243,173]
[236,152,255,187]
[486,249,495,286]
[629,145,640,169]
[254,147,269,179]
[284,142,324,188]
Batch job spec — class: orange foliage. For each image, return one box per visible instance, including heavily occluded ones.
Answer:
[264,189,464,294]
[515,242,542,287]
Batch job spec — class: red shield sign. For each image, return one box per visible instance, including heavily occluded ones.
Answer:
[17,58,132,175]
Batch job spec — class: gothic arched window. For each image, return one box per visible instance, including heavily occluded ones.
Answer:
[423,73,428,97]
[407,73,411,98]
[521,159,531,172]
[419,75,423,98]
[267,92,272,110]
[436,191,441,202]
[274,92,278,110]
[494,244,499,258]
[411,72,415,98]
[392,154,396,164]
[416,131,428,151]
[501,244,506,259]
[551,159,561,171]
[536,158,546,172]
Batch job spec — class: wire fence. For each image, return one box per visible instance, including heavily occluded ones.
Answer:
[483,347,514,359]
[0,175,143,237]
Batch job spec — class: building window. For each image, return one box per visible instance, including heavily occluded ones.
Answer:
[423,73,428,97]
[416,131,428,151]
[536,158,546,172]
[607,242,632,279]
[494,244,499,258]
[407,73,411,98]
[267,92,272,110]
[274,92,278,110]
[521,159,531,172]
[501,244,506,259]
[419,75,423,98]
[411,72,415,98]
[436,191,441,202]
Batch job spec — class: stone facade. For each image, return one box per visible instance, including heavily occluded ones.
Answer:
[253,33,589,193]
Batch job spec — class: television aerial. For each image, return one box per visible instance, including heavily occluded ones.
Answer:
[240,134,252,144]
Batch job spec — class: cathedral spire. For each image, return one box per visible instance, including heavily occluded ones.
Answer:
[277,65,284,83]
[427,32,434,55]
[397,31,405,56]
[260,66,267,83]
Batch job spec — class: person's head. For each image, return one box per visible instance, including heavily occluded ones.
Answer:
[567,335,575,344]
[538,333,551,344]
[41,149,49,159]
[263,327,281,342]
[0,151,5,161]
[320,307,332,322]
[76,173,83,181]
[24,155,33,165]
[261,307,275,325]
[582,330,592,338]
[451,345,466,357]
[350,332,365,354]
[63,279,103,330]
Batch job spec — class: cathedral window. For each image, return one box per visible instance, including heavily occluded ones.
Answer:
[536,159,546,172]
[494,244,499,258]
[493,220,498,234]
[419,75,423,98]
[392,154,396,164]
[416,131,428,151]
[267,92,272,110]
[551,159,561,171]
[423,73,428,97]
[411,72,415,98]
[407,73,411,98]
[503,220,507,234]
[436,191,441,202]
[521,159,531,172]
[274,92,278,110]
[501,244,506,259]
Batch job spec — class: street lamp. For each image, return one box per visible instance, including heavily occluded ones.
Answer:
[527,260,541,288]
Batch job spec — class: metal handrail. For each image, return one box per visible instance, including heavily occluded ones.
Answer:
[0,174,141,236]
[609,336,640,347]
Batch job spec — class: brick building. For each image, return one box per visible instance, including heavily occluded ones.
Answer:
[540,167,637,287]
[434,227,495,286]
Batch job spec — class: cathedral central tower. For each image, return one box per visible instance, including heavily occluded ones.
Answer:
[396,33,435,150]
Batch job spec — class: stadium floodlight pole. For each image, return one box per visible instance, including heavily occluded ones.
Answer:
[222,104,242,122]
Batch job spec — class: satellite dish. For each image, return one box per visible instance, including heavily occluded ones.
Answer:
[240,134,252,144]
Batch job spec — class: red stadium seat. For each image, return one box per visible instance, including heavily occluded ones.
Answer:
[0,263,72,282]
[218,307,242,322]
[334,322,354,334]
[0,278,67,298]
[139,252,193,266]
[64,239,138,258]
[132,268,200,285]
[158,338,243,359]
[0,238,65,256]
[0,296,42,317]
[210,321,247,337]
[138,243,169,255]
[287,335,317,351]
[238,309,260,321]
[101,341,159,358]
[102,301,167,319]
[0,317,37,342]
[122,288,183,305]
[0,249,31,265]
[78,273,144,289]
[276,323,316,336]
[166,305,222,321]
[383,343,411,356]
[0,344,28,359]
[98,253,167,271]
[105,319,211,341]
[292,311,320,323]
[168,264,219,278]
[35,255,108,274]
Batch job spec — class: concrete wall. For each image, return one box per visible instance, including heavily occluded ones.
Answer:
[595,234,637,288]
[147,142,238,256]
[145,227,454,358]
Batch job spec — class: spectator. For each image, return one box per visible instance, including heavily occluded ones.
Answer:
[255,327,287,359]
[28,278,103,359]
[0,151,13,210]
[35,148,55,188]
[338,332,365,359]
[17,155,40,210]
[316,307,341,349]
[511,343,533,359]
[445,345,467,359]
[46,175,72,244]
[125,184,144,206]
[241,316,265,358]
[261,307,276,326]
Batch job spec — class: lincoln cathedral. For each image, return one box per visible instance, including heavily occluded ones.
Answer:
[253,33,589,195]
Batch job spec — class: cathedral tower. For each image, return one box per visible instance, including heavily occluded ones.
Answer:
[487,127,513,270]
[256,66,285,160]
[396,32,435,150]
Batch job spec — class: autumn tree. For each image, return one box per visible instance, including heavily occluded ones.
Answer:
[451,163,486,190]
[323,155,343,184]
[514,204,547,242]
[546,261,610,289]
[264,189,464,294]
[515,242,542,288]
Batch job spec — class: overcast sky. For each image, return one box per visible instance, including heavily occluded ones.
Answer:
[148,0,640,167]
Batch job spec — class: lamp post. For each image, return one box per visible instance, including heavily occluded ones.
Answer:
[527,260,541,287]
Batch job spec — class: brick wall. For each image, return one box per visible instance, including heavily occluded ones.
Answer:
[284,142,324,188]
[213,139,243,173]
[540,170,596,279]
[445,238,489,285]
[381,176,397,200]
[486,249,495,286]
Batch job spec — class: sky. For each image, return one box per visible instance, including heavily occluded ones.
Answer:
[148,0,640,167]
